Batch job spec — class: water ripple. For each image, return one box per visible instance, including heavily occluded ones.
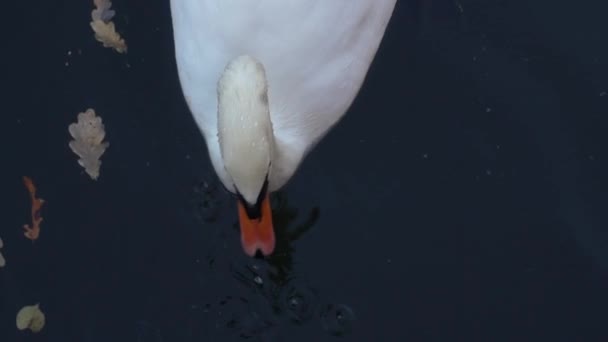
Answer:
[278,279,319,324]
[190,177,224,223]
[320,304,356,337]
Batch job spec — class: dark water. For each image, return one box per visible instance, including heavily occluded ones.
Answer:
[4,0,608,341]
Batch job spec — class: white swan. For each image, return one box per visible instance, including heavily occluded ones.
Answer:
[170,0,397,256]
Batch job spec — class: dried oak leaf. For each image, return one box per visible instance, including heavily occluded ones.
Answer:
[92,0,116,22]
[16,304,45,333]
[68,109,110,180]
[90,19,127,53]
[22,176,45,241]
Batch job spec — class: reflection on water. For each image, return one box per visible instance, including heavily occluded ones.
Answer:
[187,177,354,340]
[266,192,320,284]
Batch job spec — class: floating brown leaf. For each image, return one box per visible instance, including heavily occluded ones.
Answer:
[90,0,127,53]
[68,109,109,180]
[90,20,127,53]
[92,0,115,21]
[22,176,45,241]
[16,304,45,333]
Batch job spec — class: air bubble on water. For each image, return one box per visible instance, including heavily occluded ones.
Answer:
[278,279,319,324]
[320,304,356,337]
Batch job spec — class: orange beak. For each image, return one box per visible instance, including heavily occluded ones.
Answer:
[237,192,275,257]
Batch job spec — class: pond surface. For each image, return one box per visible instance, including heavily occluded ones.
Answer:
[3,0,608,341]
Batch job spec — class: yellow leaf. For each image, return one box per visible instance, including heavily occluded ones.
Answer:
[16,304,45,333]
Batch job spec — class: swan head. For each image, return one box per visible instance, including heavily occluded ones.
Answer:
[217,55,275,257]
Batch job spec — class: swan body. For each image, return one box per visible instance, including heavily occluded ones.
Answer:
[170,0,397,256]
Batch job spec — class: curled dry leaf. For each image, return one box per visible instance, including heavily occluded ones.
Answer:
[22,176,45,241]
[68,108,109,180]
[90,0,127,53]
[16,304,46,333]
[91,20,127,53]
[92,0,115,21]
[0,236,5,267]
